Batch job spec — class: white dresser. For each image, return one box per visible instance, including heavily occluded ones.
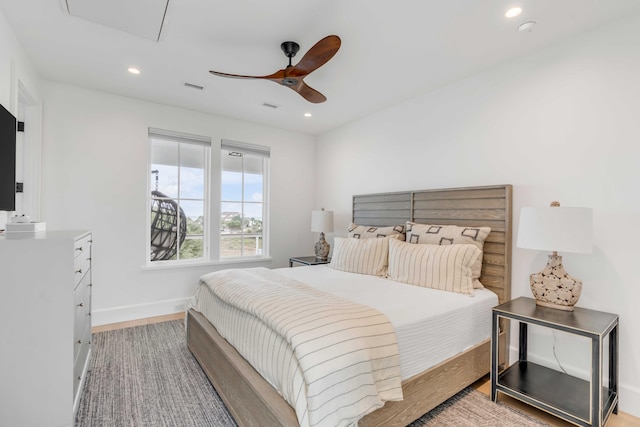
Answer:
[0,230,92,427]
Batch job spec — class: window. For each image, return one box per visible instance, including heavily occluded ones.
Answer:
[220,140,270,258]
[148,128,210,264]
[147,130,269,265]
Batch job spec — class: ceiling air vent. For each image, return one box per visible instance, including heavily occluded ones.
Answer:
[183,82,204,90]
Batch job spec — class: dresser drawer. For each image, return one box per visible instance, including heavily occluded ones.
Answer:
[74,235,92,286]
[73,333,91,398]
[73,272,91,360]
[74,234,92,259]
[74,271,91,318]
[74,321,92,365]
[73,308,91,362]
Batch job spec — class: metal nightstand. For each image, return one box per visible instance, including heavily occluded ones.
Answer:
[491,297,619,427]
[289,256,331,267]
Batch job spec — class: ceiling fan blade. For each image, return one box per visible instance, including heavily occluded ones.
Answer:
[209,70,279,80]
[290,80,327,103]
[289,35,341,77]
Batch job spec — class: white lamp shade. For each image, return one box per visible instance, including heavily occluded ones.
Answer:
[517,206,593,254]
[311,210,334,233]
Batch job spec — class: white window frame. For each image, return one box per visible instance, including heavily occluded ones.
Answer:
[144,131,271,268]
[219,139,270,260]
[146,128,211,266]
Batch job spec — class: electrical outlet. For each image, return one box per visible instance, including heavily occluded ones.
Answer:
[174,303,185,312]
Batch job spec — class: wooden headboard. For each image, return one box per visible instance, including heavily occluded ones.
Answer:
[352,184,512,304]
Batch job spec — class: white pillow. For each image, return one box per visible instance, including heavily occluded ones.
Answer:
[348,223,405,240]
[329,236,390,277]
[405,222,490,289]
[387,238,480,295]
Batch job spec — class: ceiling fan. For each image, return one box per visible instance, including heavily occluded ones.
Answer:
[209,35,341,104]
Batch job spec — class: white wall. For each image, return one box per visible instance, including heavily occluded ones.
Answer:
[316,13,640,417]
[40,82,316,325]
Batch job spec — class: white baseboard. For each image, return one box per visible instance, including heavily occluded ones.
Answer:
[92,297,192,327]
[619,384,640,418]
[508,347,640,419]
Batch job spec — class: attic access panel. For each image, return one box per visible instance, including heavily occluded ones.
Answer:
[63,0,169,41]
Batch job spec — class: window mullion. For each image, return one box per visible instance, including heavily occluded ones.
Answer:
[176,142,182,260]
[240,153,245,256]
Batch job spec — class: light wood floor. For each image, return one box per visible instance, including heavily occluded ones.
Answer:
[94,314,640,427]
[91,312,185,333]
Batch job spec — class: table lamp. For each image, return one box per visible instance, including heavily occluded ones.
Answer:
[516,201,593,311]
[311,208,334,260]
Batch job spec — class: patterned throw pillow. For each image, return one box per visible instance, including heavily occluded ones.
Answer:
[387,238,480,295]
[329,236,391,277]
[405,222,490,289]
[348,223,405,240]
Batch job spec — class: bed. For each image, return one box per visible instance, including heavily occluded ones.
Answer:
[187,184,512,426]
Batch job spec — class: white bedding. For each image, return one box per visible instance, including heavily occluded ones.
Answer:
[274,265,498,380]
[189,264,498,426]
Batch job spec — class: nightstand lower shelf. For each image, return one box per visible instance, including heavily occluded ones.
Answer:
[498,361,618,426]
[498,361,590,423]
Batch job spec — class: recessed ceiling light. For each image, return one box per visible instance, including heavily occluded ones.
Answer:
[505,7,522,18]
[128,67,141,75]
[304,113,312,118]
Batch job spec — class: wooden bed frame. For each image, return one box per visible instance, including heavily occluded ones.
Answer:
[187,184,512,427]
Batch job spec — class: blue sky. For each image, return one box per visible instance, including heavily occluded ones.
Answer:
[151,165,263,219]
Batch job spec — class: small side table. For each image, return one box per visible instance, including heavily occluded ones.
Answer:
[491,297,619,427]
[289,256,331,267]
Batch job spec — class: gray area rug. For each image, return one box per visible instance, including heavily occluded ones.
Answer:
[77,320,550,427]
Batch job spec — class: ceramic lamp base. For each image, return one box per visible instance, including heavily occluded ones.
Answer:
[314,232,330,260]
[530,254,582,311]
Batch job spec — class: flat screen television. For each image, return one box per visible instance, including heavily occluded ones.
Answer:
[0,103,17,211]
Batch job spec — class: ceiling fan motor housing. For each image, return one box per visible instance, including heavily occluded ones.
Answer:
[281,41,300,58]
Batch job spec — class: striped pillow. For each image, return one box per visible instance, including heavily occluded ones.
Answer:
[329,236,390,276]
[388,238,480,295]
[405,222,490,289]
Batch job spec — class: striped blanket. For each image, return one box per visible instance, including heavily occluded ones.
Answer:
[195,267,403,427]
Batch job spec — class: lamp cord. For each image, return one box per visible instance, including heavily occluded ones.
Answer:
[552,330,568,375]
